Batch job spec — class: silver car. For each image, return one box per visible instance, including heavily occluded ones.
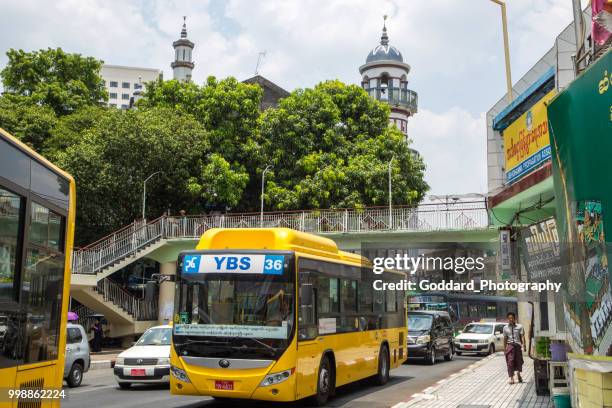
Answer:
[64,323,90,387]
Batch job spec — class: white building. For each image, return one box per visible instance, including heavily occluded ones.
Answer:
[100,65,162,109]
[171,17,195,82]
[359,18,418,140]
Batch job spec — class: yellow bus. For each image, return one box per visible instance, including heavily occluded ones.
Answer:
[170,228,407,405]
[0,128,76,407]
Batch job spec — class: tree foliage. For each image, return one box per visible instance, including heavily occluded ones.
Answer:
[0,53,428,245]
[1,48,106,116]
[259,80,427,210]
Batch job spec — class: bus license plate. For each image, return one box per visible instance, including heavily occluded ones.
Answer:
[131,369,146,376]
[215,380,234,390]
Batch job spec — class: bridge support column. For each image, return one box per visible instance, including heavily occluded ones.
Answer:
[158,261,176,325]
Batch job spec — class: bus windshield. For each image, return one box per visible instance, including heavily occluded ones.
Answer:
[173,252,295,359]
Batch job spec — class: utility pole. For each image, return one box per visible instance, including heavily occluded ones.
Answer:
[489,0,513,102]
[388,155,394,229]
[571,0,585,72]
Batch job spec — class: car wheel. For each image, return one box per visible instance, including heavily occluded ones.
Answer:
[488,344,495,355]
[427,346,436,365]
[66,363,83,388]
[118,382,131,389]
[374,345,390,385]
[444,344,454,361]
[313,355,333,406]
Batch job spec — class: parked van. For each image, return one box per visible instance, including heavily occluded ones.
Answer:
[64,323,90,387]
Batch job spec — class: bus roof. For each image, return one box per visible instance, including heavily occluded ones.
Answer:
[196,228,366,266]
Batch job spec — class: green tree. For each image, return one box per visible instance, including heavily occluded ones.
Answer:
[54,108,220,244]
[0,94,57,151]
[259,80,428,210]
[1,48,107,116]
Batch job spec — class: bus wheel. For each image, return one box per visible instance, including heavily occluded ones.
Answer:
[67,362,83,387]
[314,355,333,406]
[374,345,390,385]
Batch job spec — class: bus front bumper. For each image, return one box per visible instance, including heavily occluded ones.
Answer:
[170,360,296,402]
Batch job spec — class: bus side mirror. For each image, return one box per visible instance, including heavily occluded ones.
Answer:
[300,284,313,305]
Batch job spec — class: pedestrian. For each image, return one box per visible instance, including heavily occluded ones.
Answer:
[90,318,104,352]
[503,312,526,384]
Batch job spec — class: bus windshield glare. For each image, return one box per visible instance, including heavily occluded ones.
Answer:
[173,252,295,359]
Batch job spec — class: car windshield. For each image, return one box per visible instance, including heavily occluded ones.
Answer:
[408,314,433,330]
[463,324,494,334]
[136,327,172,345]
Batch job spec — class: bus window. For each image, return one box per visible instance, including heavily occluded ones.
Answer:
[386,287,397,312]
[22,202,66,363]
[317,276,339,314]
[359,279,373,312]
[0,187,23,302]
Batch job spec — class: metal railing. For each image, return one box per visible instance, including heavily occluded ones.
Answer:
[366,87,418,111]
[72,201,488,275]
[71,303,97,332]
[94,277,158,321]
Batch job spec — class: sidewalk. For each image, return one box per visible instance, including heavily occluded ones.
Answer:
[395,354,553,408]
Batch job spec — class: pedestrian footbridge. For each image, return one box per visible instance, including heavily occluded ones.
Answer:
[70,202,494,338]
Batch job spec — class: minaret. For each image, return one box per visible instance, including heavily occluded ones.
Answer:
[359,16,417,140]
[171,16,195,82]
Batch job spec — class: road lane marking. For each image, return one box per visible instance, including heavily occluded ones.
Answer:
[68,384,117,394]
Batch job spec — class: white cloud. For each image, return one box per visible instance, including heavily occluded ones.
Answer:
[0,0,584,197]
[409,108,487,196]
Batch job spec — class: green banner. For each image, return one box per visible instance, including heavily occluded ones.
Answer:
[548,50,612,356]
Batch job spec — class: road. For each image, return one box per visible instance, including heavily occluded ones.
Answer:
[62,355,482,408]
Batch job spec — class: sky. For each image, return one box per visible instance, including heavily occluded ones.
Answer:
[0,0,583,198]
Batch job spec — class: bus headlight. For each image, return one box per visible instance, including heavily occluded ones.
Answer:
[260,368,294,387]
[416,335,430,344]
[170,365,191,383]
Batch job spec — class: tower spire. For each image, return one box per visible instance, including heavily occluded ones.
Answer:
[181,16,188,38]
[381,15,389,46]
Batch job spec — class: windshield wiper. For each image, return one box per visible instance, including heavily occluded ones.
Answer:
[246,337,277,352]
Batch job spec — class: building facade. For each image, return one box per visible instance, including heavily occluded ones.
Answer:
[359,19,418,140]
[100,65,162,109]
[171,17,195,82]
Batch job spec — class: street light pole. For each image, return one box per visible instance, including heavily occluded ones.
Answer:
[388,155,394,229]
[142,171,162,221]
[260,165,273,227]
[489,0,513,103]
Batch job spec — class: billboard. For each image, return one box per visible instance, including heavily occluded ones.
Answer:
[519,218,562,282]
[503,89,556,184]
[549,50,612,356]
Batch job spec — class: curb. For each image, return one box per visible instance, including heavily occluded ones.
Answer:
[391,353,502,408]
[89,360,113,370]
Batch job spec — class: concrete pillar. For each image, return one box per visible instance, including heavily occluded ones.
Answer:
[158,261,177,325]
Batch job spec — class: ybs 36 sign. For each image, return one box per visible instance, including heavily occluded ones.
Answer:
[182,254,285,275]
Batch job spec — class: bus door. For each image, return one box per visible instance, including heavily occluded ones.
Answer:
[296,281,320,399]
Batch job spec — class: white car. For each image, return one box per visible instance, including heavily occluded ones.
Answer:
[454,322,506,356]
[114,325,172,388]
